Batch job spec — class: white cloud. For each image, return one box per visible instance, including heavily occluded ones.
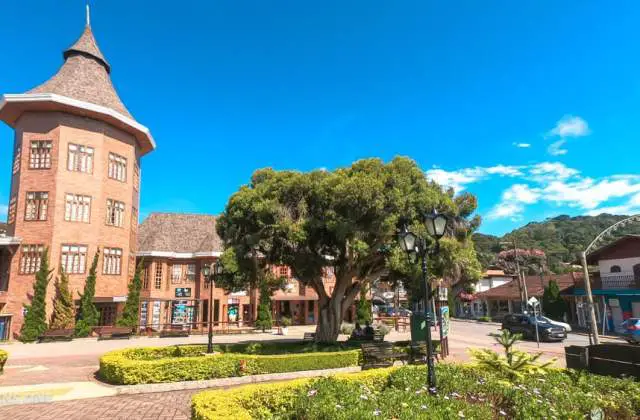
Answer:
[528,162,579,182]
[502,184,540,204]
[549,115,590,138]
[425,165,523,192]
[487,202,525,221]
[547,139,568,156]
[512,142,531,148]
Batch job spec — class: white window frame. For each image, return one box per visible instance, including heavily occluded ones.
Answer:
[106,199,125,227]
[108,152,127,182]
[61,244,88,274]
[64,193,91,223]
[103,247,123,275]
[67,143,94,174]
[25,191,48,221]
[19,244,44,274]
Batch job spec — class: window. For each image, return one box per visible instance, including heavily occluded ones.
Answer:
[60,244,88,274]
[610,265,622,273]
[106,199,125,227]
[8,196,17,224]
[67,143,94,173]
[186,264,196,282]
[143,265,150,289]
[133,164,140,190]
[29,140,52,169]
[171,265,183,284]
[155,263,163,289]
[103,247,122,275]
[108,152,127,182]
[278,266,289,278]
[19,244,44,274]
[65,194,91,223]
[25,192,48,221]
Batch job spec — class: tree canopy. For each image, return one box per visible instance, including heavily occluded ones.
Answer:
[217,157,482,342]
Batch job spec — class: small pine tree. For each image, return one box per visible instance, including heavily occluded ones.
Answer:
[116,260,143,328]
[356,286,372,325]
[75,250,100,337]
[20,248,52,342]
[50,268,75,330]
[255,280,273,332]
[542,280,568,321]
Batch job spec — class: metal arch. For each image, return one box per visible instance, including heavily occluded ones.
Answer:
[585,214,640,255]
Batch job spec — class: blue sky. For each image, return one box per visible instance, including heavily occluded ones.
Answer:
[2,1,640,236]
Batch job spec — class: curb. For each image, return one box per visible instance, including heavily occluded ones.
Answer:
[115,366,362,395]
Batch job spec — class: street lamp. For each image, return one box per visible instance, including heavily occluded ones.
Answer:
[202,260,224,354]
[397,209,448,393]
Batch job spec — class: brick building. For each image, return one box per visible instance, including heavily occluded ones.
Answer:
[136,213,335,331]
[0,13,154,339]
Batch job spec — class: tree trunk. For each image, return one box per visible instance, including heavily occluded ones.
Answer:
[315,295,343,343]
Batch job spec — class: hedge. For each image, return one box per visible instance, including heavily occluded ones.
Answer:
[99,345,361,385]
[0,349,7,373]
[192,368,393,420]
[192,364,640,419]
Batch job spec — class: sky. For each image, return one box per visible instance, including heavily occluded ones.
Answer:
[1,1,640,236]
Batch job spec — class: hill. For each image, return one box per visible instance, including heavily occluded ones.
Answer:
[473,214,640,273]
[0,222,6,235]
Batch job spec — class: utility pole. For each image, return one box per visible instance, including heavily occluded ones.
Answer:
[580,251,600,345]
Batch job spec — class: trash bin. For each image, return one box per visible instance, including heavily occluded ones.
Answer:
[411,313,429,343]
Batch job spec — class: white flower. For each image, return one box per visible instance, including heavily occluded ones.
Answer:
[307,389,317,397]
[401,402,408,408]
[335,404,342,409]
[533,388,540,395]
[421,405,428,410]
[360,394,368,400]
[444,396,450,400]
[458,411,465,418]
[451,392,461,398]
[499,410,507,416]
[373,409,381,416]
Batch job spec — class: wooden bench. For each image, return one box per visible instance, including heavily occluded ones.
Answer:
[39,329,74,343]
[408,341,441,364]
[361,342,408,370]
[303,332,316,341]
[96,326,132,340]
[160,325,190,338]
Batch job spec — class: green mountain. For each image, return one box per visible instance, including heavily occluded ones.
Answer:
[0,222,6,235]
[473,214,640,273]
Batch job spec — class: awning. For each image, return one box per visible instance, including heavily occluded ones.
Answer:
[272,295,317,301]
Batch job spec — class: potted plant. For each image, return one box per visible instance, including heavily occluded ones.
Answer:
[280,316,292,335]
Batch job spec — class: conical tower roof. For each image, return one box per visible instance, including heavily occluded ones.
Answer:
[28,23,130,117]
[0,9,155,155]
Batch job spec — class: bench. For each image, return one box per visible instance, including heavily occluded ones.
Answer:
[408,341,441,364]
[361,342,408,370]
[303,332,316,341]
[39,329,74,343]
[96,326,132,340]
[160,325,190,338]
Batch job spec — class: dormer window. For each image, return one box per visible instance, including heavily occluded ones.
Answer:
[610,265,621,273]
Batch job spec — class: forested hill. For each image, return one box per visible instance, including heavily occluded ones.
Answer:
[0,222,6,234]
[473,214,640,271]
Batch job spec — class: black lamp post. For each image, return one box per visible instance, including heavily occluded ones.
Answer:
[201,260,224,354]
[397,209,448,393]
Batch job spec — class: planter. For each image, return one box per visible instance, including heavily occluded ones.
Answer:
[281,327,289,336]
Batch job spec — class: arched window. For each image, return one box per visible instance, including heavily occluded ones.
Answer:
[610,265,621,273]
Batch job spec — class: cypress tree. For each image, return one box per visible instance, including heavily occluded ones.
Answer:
[50,268,75,330]
[356,286,372,324]
[75,250,100,337]
[542,280,568,320]
[255,279,273,332]
[19,248,52,342]
[116,260,143,328]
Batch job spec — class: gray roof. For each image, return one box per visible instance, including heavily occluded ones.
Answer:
[28,24,132,118]
[137,213,223,253]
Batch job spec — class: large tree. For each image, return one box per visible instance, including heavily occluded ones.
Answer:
[217,157,482,342]
[20,248,52,342]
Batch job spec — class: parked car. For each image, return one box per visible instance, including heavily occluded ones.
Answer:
[621,318,640,344]
[537,315,572,332]
[501,313,567,342]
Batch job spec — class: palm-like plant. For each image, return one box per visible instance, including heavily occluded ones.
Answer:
[470,329,554,381]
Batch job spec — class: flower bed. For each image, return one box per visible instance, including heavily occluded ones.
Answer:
[0,349,7,373]
[192,364,640,419]
[99,342,361,385]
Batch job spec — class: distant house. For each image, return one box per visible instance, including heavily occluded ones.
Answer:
[471,272,576,320]
[454,269,514,318]
[569,235,640,333]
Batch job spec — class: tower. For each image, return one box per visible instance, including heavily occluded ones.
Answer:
[0,10,155,338]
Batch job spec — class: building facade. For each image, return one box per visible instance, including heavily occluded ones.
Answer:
[0,16,154,339]
[136,213,333,332]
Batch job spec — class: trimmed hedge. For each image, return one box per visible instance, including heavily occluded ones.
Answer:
[192,368,392,420]
[99,344,360,385]
[192,364,640,419]
[0,349,7,373]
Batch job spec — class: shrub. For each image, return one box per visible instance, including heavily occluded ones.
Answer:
[20,248,52,342]
[192,364,640,419]
[255,280,273,332]
[280,316,292,327]
[116,260,143,327]
[0,349,8,373]
[75,251,100,337]
[340,323,355,336]
[376,323,391,336]
[50,269,75,330]
[477,315,492,322]
[99,344,360,384]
